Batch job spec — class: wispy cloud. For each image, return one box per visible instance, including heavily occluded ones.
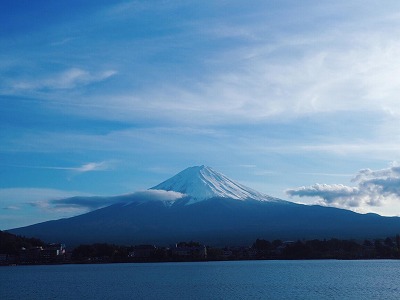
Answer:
[252,142,400,159]
[5,161,114,173]
[5,122,400,169]
[0,188,92,215]
[0,188,90,204]
[50,37,75,47]
[1,4,396,126]
[30,196,111,211]
[297,172,353,177]
[2,206,20,210]
[39,189,185,211]
[11,68,116,91]
[73,161,112,173]
[0,188,93,229]
[3,2,400,127]
[51,15,400,126]
[253,170,276,176]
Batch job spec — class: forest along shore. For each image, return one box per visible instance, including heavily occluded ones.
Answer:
[2,231,400,265]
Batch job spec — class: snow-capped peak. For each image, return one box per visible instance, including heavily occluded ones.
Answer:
[150,165,276,204]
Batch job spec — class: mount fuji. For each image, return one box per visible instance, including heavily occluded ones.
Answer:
[8,166,400,246]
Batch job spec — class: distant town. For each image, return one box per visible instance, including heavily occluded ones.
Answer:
[1,230,400,266]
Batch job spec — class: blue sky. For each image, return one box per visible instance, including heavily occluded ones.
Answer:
[2,0,400,229]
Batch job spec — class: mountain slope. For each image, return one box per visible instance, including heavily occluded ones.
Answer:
[9,198,400,247]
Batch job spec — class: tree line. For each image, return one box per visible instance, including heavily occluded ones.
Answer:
[250,236,400,259]
[2,230,400,264]
[0,230,44,254]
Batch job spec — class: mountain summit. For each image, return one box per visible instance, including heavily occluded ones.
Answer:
[151,165,274,203]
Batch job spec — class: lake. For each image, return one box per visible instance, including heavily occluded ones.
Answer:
[1,260,400,299]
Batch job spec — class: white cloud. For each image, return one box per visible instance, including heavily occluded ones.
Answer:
[287,184,360,207]
[286,163,400,215]
[131,190,186,202]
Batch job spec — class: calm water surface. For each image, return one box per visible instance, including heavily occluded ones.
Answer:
[1,260,400,299]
